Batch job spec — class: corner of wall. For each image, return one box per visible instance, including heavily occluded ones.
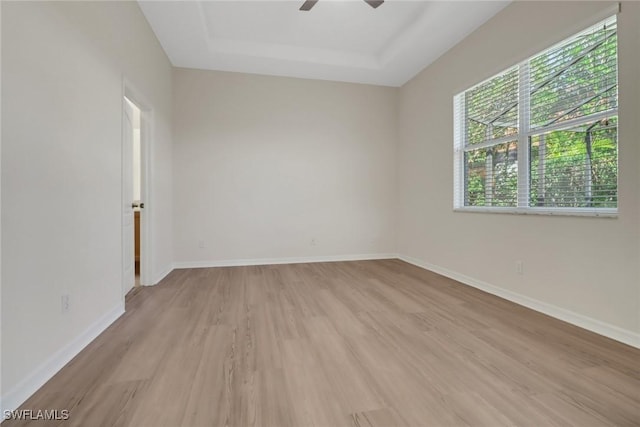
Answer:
[153,263,174,285]
[0,303,124,413]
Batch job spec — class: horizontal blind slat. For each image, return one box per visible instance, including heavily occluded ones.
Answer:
[454,15,617,212]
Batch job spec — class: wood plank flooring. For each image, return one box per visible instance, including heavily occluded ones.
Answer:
[4,260,640,426]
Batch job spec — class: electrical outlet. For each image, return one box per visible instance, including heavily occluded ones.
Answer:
[310,238,317,246]
[198,240,205,249]
[516,260,524,275]
[61,294,70,313]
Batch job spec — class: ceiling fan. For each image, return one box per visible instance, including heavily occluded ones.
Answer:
[300,0,384,11]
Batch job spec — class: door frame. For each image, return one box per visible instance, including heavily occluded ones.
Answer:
[122,79,153,296]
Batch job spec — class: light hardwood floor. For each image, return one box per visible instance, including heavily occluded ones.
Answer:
[4,260,640,426]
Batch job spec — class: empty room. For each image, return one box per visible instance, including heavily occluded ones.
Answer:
[1,0,639,426]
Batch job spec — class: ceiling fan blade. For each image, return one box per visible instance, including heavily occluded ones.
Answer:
[300,0,318,11]
[364,0,384,8]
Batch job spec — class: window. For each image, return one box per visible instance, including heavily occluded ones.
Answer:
[454,16,618,216]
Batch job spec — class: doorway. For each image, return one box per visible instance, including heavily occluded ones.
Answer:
[129,98,142,287]
[122,88,150,299]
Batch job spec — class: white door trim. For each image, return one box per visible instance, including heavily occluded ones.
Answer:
[122,78,153,291]
[122,97,135,297]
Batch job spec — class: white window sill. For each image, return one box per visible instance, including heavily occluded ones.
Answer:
[453,207,618,218]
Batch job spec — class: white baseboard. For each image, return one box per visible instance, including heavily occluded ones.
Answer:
[1,255,635,418]
[173,253,397,270]
[151,264,174,285]
[398,254,640,349]
[1,303,125,414]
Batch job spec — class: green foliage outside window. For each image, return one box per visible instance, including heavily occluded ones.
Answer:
[459,18,617,210]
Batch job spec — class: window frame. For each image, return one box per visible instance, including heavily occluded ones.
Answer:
[453,16,619,218]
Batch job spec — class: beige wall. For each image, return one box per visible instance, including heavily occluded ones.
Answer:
[2,0,639,413]
[397,1,640,337]
[173,69,397,264]
[1,1,173,406]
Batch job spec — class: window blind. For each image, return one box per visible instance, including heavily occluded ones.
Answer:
[528,17,617,210]
[453,15,618,215]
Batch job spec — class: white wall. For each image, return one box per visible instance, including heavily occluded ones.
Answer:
[2,0,638,415]
[173,69,397,265]
[1,1,173,410]
[397,1,640,341]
